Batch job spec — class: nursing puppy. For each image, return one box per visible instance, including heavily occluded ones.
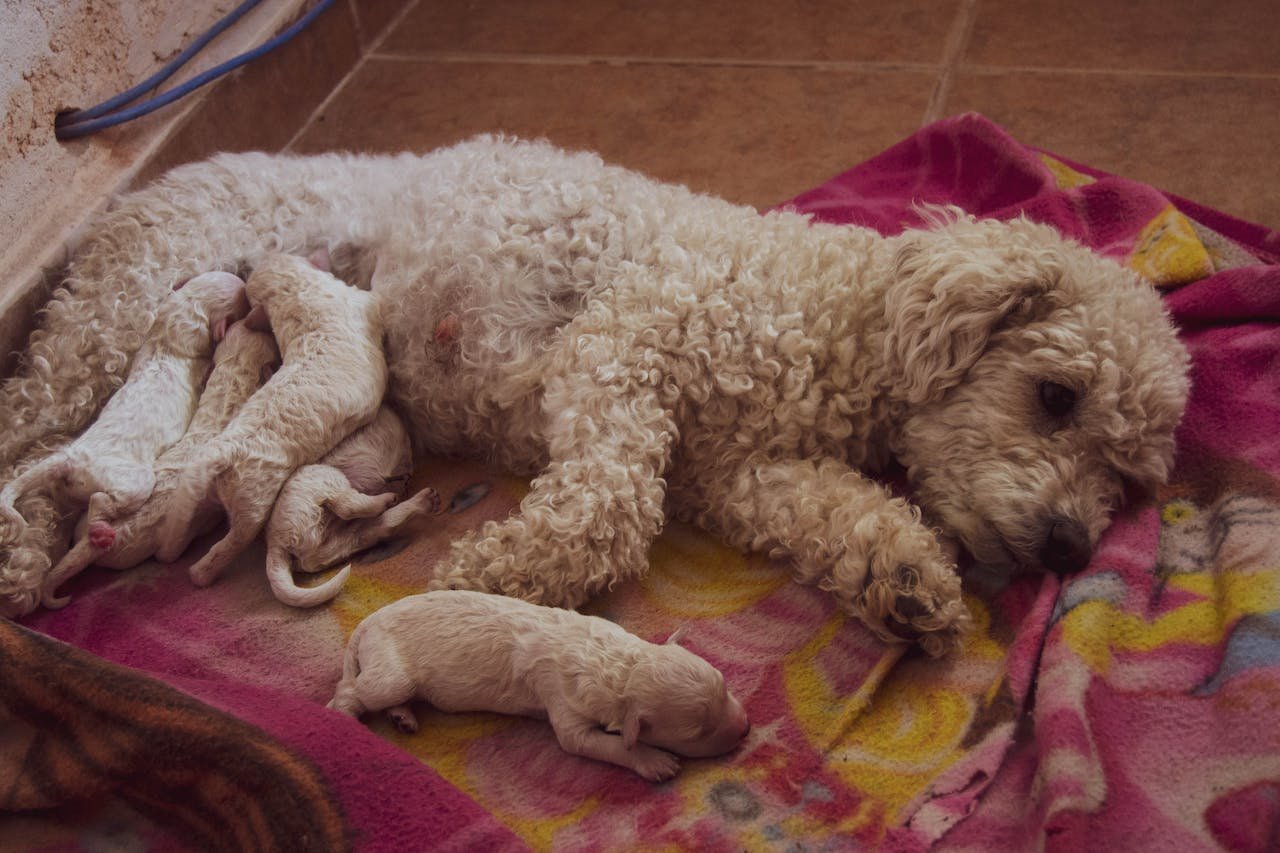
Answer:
[40,320,279,607]
[264,406,441,608]
[158,253,386,586]
[0,272,249,535]
[327,590,751,781]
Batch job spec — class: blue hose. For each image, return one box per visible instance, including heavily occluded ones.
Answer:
[55,0,334,140]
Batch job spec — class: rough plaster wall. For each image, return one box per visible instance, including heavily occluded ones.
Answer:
[0,0,300,367]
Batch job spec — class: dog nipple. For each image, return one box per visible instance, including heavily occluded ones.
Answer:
[435,313,461,346]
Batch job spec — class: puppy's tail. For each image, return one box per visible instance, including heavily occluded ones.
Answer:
[156,449,231,562]
[41,534,102,610]
[266,543,351,608]
[326,615,370,715]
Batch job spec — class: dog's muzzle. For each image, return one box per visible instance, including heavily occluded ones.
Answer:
[1038,517,1092,575]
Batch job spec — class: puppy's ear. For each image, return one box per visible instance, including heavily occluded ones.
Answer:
[621,705,646,750]
[883,216,1057,406]
[307,247,332,272]
[665,626,688,646]
[244,304,271,333]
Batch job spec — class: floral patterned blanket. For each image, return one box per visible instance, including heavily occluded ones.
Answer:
[3,114,1278,851]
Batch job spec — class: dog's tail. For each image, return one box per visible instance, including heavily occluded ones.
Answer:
[265,543,351,608]
[40,532,104,610]
[325,615,370,715]
[155,449,232,562]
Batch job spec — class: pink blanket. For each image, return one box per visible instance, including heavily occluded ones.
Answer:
[3,113,1277,850]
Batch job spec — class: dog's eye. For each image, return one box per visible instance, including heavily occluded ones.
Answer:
[1038,381,1077,418]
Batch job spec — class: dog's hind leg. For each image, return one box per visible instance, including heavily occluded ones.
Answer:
[429,365,674,609]
[299,487,441,573]
[188,464,292,588]
[710,456,972,657]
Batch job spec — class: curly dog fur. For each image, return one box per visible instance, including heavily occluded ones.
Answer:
[0,136,1189,654]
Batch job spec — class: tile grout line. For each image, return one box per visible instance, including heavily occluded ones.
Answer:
[922,0,979,125]
[366,49,942,75]
[346,46,1280,83]
[283,0,426,152]
[960,64,1280,80]
[344,0,367,49]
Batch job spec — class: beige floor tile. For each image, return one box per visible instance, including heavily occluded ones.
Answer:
[381,0,960,64]
[944,71,1280,228]
[967,0,1280,74]
[350,0,414,48]
[294,59,936,209]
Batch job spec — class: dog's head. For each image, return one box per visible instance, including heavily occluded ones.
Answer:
[883,211,1190,578]
[620,638,749,758]
[162,271,250,353]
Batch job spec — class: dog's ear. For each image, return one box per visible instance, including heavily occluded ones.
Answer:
[665,626,688,646]
[882,216,1056,406]
[307,247,332,272]
[621,705,646,750]
[244,303,271,333]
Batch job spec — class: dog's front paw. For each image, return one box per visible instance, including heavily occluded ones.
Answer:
[630,746,680,782]
[824,513,970,657]
[876,562,971,658]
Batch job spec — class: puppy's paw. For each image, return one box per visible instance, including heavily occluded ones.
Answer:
[188,560,218,588]
[386,704,419,734]
[407,487,441,515]
[631,746,680,782]
[88,520,116,550]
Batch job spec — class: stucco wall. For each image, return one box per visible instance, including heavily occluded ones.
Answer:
[0,0,303,367]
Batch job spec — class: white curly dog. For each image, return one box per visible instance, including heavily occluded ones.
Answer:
[0,136,1190,654]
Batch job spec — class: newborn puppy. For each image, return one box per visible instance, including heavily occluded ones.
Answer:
[40,320,280,607]
[158,253,386,587]
[265,406,440,608]
[327,590,750,781]
[0,272,249,534]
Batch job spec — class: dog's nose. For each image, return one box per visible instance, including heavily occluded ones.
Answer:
[1039,518,1092,575]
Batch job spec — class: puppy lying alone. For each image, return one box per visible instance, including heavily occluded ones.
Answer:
[328,590,750,781]
[0,272,249,535]
[40,320,280,607]
[158,253,386,586]
[265,406,440,608]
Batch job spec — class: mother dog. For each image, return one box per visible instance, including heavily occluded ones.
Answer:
[0,136,1189,653]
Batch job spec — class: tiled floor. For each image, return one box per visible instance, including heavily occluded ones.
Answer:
[159,0,1280,227]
